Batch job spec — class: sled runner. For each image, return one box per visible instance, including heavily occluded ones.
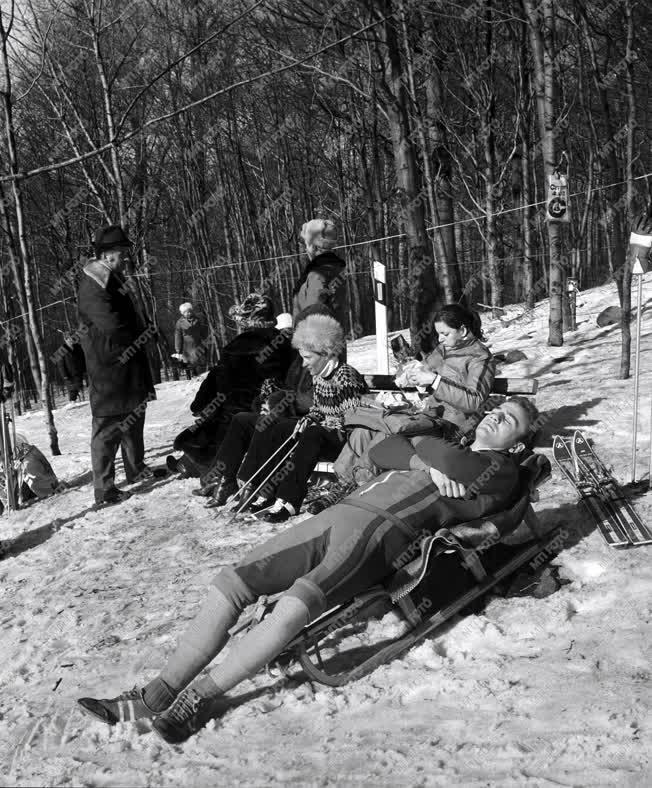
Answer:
[232,451,557,687]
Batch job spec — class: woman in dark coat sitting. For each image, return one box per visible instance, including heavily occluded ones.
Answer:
[166,294,293,478]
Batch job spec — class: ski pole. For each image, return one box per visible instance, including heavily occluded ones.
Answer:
[228,416,309,501]
[224,418,310,523]
[224,439,300,525]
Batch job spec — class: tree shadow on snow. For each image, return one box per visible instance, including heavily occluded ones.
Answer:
[536,397,604,441]
[0,477,176,561]
[0,505,100,560]
[62,469,94,490]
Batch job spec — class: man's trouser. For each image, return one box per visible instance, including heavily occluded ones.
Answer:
[333,427,384,486]
[91,411,146,502]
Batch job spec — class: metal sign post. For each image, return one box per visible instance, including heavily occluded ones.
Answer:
[372,260,389,374]
[567,277,577,331]
[626,224,652,485]
[631,258,644,483]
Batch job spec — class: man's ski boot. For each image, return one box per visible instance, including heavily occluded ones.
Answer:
[152,688,215,744]
[77,686,161,725]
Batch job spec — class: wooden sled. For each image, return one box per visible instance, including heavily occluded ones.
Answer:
[233,453,560,687]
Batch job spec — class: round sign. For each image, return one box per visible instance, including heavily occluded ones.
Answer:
[548,197,567,218]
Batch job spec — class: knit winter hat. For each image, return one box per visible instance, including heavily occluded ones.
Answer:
[94,225,131,258]
[228,292,275,329]
[300,219,338,255]
[292,313,345,358]
[179,302,193,315]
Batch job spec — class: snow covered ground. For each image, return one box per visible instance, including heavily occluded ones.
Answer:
[1,279,651,787]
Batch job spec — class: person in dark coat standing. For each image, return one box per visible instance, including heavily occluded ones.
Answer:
[55,333,86,401]
[166,293,294,478]
[0,347,13,402]
[173,302,207,377]
[292,219,348,329]
[77,225,157,508]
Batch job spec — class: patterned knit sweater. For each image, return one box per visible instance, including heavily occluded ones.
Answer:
[308,362,368,431]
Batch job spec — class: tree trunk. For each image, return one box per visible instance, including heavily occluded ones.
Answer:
[0,8,60,454]
[522,0,564,345]
[378,3,443,355]
[619,0,637,378]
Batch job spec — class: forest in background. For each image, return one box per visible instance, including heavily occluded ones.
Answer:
[0,0,650,448]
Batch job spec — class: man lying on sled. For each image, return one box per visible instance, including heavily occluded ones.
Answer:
[78,395,540,744]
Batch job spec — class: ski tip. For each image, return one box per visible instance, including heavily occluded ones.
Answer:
[553,435,570,452]
[572,430,587,447]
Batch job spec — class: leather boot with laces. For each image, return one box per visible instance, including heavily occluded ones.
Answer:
[204,477,238,509]
[152,688,213,744]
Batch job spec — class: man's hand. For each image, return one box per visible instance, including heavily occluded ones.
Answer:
[429,467,467,498]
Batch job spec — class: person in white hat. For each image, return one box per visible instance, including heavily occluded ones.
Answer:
[173,302,207,377]
[292,219,348,332]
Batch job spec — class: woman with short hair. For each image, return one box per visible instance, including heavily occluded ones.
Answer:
[213,313,367,522]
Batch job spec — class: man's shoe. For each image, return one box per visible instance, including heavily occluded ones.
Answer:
[307,480,356,515]
[205,477,238,508]
[200,468,222,487]
[151,688,211,745]
[166,455,180,473]
[245,497,275,514]
[93,489,131,509]
[77,686,160,725]
[258,502,293,523]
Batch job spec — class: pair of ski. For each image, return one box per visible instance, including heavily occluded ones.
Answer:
[0,399,18,513]
[553,430,652,548]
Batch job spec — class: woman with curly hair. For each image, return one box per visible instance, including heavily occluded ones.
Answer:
[213,312,367,522]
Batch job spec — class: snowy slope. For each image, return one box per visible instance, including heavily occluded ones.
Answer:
[1,279,651,787]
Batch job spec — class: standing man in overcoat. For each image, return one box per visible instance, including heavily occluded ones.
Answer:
[78,225,157,508]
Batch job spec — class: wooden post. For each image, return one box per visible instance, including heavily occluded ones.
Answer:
[373,260,389,374]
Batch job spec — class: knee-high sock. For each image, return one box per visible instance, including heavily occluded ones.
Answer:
[194,595,310,698]
[152,586,241,698]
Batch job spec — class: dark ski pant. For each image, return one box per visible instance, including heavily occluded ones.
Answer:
[211,411,277,482]
[173,407,247,475]
[238,420,345,510]
[91,411,146,502]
